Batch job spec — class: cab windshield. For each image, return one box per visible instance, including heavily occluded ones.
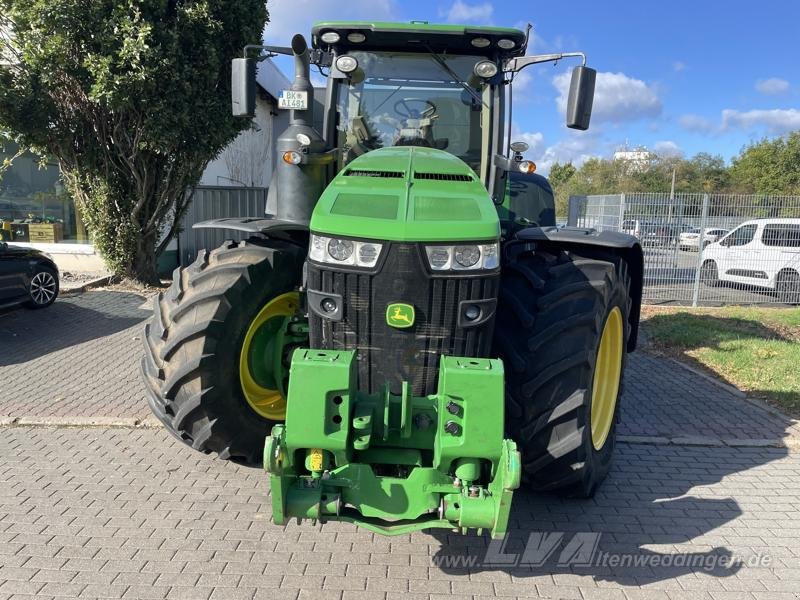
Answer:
[334,51,492,175]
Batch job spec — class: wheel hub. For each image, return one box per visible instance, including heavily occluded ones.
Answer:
[239,292,307,420]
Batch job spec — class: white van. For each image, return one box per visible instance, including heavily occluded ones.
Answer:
[700,218,800,303]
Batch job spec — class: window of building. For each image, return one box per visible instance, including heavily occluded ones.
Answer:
[0,140,88,244]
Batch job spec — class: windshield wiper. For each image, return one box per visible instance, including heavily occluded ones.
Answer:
[425,45,487,109]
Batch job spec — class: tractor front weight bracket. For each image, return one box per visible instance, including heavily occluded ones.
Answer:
[264,349,521,537]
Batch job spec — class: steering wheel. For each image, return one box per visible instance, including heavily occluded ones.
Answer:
[394,98,437,119]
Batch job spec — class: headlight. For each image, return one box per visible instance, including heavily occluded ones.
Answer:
[309,234,382,268]
[425,243,499,271]
[335,55,358,74]
[327,238,354,261]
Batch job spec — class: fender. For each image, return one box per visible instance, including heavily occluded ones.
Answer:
[192,216,309,235]
[515,226,644,351]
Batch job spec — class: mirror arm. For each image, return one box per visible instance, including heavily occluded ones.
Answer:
[242,45,332,67]
[504,51,586,73]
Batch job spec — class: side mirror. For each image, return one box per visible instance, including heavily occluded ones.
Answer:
[566,65,596,131]
[231,58,256,117]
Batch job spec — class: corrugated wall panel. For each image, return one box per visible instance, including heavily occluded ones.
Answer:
[178,186,267,266]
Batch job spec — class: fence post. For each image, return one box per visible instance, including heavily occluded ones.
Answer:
[691,194,710,307]
[618,193,626,231]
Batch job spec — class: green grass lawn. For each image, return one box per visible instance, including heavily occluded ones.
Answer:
[641,305,800,416]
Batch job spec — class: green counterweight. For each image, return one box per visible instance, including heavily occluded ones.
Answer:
[264,349,521,537]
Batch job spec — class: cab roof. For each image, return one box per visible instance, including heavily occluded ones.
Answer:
[311,21,528,57]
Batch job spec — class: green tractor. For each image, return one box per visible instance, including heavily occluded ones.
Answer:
[141,21,643,538]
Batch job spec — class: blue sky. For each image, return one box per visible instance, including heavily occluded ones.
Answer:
[263,0,799,174]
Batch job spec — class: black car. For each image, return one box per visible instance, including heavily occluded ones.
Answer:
[0,242,60,309]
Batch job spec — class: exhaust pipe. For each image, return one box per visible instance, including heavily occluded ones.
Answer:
[271,34,328,224]
[289,34,313,126]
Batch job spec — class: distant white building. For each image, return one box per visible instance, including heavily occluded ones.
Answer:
[613,145,653,172]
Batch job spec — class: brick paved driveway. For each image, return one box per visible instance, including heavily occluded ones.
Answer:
[2,427,799,600]
[1,290,797,443]
[0,291,152,420]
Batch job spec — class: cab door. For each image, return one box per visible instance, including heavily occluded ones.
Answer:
[717,223,760,286]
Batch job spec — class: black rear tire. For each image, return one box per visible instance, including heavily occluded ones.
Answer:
[701,260,719,287]
[493,242,631,498]
[140,239,304,464]
[777,270,800,305]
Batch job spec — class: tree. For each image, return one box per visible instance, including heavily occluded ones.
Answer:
[548,161,577,190]
[731,132,800,195]
[0,1,268,282]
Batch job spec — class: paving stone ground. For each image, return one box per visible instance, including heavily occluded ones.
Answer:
[0,290,797,443]
[2,427,800,600]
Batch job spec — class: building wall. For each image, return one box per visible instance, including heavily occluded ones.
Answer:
[199,94,289,188]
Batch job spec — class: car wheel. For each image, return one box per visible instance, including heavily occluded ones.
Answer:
[24,267,59,309]
[777,271,800,305]
[700,260,719,287]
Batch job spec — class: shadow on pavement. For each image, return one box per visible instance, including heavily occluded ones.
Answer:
[0,290,150,366]
[431,443,786,585]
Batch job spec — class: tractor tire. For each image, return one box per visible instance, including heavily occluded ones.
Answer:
[141,239,305,465]
[494,242,632,498]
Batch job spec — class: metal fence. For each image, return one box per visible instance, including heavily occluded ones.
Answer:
[568,193,800,306]
[177,186,267,267]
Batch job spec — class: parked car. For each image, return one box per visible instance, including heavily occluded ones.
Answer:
[0,242,60,309]
[700,218,800,303]
[678,227,729,251]
[640,223,680,247]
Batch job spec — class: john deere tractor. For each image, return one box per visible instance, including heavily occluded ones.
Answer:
[141,21,643,538]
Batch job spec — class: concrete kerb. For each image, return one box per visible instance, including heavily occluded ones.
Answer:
[60,275,114,296]
[1,417,798,450]
[0,415,163,428]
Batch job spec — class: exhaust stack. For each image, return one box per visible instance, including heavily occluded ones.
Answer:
[271,34,329,224]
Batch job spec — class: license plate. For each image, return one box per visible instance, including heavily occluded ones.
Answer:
[278,90,308,110]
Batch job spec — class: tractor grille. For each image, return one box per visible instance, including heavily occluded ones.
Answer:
[307,244,499,396]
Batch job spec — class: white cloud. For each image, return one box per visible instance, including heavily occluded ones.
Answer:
[679,113,715,133]
[672,61,686,73]
[721,108,800,134]
[679,108,800,136]
[444,0,493,23]
[535,132,603,175]
[653,140,683,157]
[264,0,395,43]
[553,71,662,123]
[509,128,544,156]
[755,78,790,95]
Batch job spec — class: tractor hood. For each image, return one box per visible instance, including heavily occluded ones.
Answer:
[309,147,500,242]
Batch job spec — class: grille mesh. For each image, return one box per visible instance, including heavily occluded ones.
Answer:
[307,245,498,396]
[414,172,474,182]
[345,169,404,178]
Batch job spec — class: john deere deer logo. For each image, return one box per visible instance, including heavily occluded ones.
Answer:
[386,303,415,329]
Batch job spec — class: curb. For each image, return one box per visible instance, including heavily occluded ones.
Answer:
[618,434,799,451]
[0,415,163,429]
[665,356,800,430]
[1,417,796,451]
[61,275,114,296]
[665,357,746,398]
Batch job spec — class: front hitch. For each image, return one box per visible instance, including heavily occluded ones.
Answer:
[264,349,520,537]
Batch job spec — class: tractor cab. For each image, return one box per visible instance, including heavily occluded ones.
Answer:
[311,22,527,185]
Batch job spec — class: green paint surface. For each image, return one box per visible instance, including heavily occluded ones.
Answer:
[265,349,520,537]
[310,147,500,242]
